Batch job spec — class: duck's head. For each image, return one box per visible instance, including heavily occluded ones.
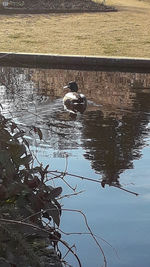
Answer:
[63,81,78,92]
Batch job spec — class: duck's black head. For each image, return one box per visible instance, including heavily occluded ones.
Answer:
[64,81,78,92]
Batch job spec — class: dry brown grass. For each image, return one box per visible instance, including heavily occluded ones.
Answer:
[0,0,150,58]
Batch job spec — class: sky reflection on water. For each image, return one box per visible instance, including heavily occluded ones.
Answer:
[1,66,150,267]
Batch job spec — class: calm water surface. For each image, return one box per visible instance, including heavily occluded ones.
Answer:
[1,66,150,267]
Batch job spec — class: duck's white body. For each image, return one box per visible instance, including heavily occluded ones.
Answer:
[63,84,87,114]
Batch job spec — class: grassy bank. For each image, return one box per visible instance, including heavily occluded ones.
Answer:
[0,0,150,58]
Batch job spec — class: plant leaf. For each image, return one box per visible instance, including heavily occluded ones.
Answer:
[0,150,15,177]
[33,126,43,140]
[19,155,32,166]
[45,203,60,227]
[49,187,62,199]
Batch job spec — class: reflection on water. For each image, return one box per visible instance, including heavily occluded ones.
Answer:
[1,66,150,266]
[1,66,150,187]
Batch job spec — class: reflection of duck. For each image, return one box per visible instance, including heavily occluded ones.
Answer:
[63,81,87,116]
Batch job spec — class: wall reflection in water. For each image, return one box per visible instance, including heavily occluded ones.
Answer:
[1,66,150,188]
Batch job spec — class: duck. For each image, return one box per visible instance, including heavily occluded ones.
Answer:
[63,81,87,115]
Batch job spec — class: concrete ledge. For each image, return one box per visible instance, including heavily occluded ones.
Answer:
[0,52,150,72]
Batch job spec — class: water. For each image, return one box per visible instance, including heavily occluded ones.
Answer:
[1,66,150,267]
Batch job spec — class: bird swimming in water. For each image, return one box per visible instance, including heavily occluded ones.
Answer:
[63,81,87,116]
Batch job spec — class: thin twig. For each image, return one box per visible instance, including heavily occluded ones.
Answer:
[48,170,139,196]
[57,190,84,200]
[59,155,77,191]
[22,206,108,266]
[62,244,76,261]
[113,184,139,196]
[0,218,82,267]
[49,170,100,183]
[62,208,107,267]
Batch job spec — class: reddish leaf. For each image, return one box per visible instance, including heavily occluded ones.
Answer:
[26,177,40,189]
[33,126,43,140]
[49,187,62,199]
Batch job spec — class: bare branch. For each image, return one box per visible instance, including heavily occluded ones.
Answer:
[48,170,139,196]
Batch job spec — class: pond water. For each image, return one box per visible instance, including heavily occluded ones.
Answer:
[1,66,150,267]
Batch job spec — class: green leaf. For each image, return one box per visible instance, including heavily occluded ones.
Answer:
[8,143,26,158]
[8,143,27,167]
[45,203,60,227]
[0,128,11,142]
[19,155,32,166]
[0,150,15,177]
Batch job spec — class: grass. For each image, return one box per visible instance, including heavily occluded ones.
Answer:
[0,0,150,58]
